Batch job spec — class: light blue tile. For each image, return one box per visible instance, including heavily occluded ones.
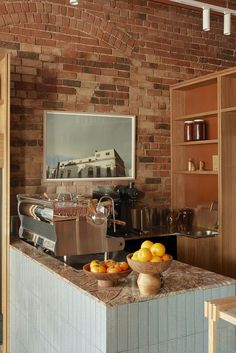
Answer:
[177,336,185,353]
[195,332,204,353]
[186,292,195,336]
[194,290,204,333]
[127,349,139,353]
[203,331,208,353]
[107,306,118,353]
[118,304,128,352]
[167,295,177,340]
[186,334,195,353]
[149,344,159,353]
[149,300,159,346]
[128,303,139,350]
[100,304,107,353]
[168,339,177,353]
[176,293,186,338]
[211,287,221,300]
[158,297,168,343]
[138,301,149,347]
[159,341,168,353]
[139,347,149,353]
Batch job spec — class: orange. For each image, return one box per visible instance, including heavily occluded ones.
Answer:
[107,265,121,273]
[119,262,129,271]
[162,254,171,261]
[105,259,116,268]
[98,265,107,273]
[150,256,162,262]
[137,248,153,262]
[131,250,139,261]
[140,240,154,249]
[150,243,166,257]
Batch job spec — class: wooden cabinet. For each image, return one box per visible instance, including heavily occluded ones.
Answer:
[177,236,221,273]
[171,67,236,278]
[0,52,10,353]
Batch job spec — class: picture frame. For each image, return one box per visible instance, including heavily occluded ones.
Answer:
[43,111,136,181]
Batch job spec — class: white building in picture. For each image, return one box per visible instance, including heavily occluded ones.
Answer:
[48,149,126,179]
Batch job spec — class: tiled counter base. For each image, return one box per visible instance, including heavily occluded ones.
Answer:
[10,239,236,353]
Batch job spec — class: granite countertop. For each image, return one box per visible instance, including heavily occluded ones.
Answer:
[10,237,235,307]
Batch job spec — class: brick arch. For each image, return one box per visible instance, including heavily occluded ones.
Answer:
[0,1,135,55]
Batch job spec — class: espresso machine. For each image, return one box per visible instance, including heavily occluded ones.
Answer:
[17,194,125,257]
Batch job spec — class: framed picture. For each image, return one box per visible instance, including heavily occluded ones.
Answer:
[44,111,136,181]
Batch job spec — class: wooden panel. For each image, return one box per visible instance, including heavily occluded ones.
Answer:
[172,174,218,209]
[177,236,221,273]
[0,52,10,353]
[185,81,217,115]
[221,112,236,278]
[221,75,236,109]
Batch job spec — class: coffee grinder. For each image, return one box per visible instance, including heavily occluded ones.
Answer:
[114,182,139,235]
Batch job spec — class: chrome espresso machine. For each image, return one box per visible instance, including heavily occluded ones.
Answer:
[17,194,125,257]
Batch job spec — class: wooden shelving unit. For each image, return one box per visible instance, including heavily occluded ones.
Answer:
[171,66,236,278]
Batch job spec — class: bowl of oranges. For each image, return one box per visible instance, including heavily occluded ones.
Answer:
[83,259,131,288]
[127,240,172,296]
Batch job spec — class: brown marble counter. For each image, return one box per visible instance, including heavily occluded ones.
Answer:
[10,237,236,307]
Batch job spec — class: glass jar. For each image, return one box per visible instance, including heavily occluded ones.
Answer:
[184,120,194,141]
[193,119,206,140]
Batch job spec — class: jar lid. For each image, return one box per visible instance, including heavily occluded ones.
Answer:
[184,120,194,123]
[194,119,204,122]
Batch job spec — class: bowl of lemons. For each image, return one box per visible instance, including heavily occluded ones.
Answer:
[127,240,172,296]
[83,259,132,288]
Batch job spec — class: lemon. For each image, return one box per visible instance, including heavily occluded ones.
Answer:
[131,250,139,261]
[150,243,166,257]
[137,248,152,262]
[150,256,162,262]
[140,240,154,249]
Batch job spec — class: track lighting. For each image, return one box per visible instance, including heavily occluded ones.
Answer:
[203,8,210,31]
[224,12,231,35]
[69,0,79,5]
[169,0,236,35]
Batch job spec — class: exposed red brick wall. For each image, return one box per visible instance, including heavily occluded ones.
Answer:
[2,0,236,213]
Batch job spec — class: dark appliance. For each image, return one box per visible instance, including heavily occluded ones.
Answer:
[93,183,140,236]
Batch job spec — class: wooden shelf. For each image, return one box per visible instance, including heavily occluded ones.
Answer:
[175,139,218,146]
[174,110,218,121]
[173,170,218,175]
[221,106,236,113]
[0,99,4,106]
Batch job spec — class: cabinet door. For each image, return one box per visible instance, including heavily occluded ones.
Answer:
[0,52,10,353]
[177,237,196,265]
[177,236,221,272]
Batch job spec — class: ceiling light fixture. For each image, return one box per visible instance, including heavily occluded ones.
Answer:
[203,7,210,31]
[69,0,79,5]
[169,0,236,35]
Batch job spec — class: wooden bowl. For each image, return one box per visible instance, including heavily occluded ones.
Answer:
[83,263,132,288]
[126,253,173,296]
[126,253,172,274]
